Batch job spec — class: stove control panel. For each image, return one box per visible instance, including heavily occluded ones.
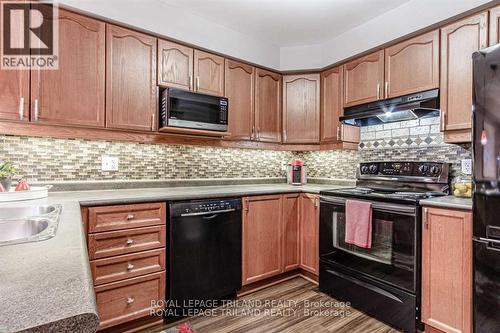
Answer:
[359,161,449,181]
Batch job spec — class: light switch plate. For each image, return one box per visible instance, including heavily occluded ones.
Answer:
[461,159,472,175]
[101,155,119,171]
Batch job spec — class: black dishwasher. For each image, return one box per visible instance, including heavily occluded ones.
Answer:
[168,198,242,316]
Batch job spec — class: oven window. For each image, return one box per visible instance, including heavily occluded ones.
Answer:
[170,97,221,124]
[320,202,416,292]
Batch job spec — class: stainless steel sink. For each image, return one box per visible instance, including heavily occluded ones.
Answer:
[0,204,62,246]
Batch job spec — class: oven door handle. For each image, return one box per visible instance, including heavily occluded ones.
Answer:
[320,196,416,215]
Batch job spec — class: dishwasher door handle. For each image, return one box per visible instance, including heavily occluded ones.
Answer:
[180,208,237,217]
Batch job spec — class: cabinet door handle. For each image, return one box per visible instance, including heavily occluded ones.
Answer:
[126,214,135,220]
[189,75,193,90]
[18,97,24,120]
[251,125,255,140]
[33,99,39,121]
[336,126,341,141]
[423,208,429,229]
[257,127,261,140]
[441,110,446,131]
[196,76,200,91]
[126,297,135,305]
[151,113,156,131]
[385,82,389,98]
[127,263,134,270]
[283,130,287,142]
[126,239,134,245]
[376,83,380,100]
[314,197,319,208]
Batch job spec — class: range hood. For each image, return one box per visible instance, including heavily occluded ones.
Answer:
[340,89,440,126]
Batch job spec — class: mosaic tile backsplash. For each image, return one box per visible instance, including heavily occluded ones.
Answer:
[301,115,472,181]
[0,114,471,184]
[0,135,294,182]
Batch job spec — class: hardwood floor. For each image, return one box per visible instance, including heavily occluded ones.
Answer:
[142,277,400,333]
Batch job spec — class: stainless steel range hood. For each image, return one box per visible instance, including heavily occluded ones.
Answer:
[340,89,440,126]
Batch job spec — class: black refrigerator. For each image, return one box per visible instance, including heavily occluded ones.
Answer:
[472,44,500,333]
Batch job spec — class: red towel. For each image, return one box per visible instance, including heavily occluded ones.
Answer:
[345,199,372,248]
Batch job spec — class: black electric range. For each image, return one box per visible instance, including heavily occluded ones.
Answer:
[319,161,450,333]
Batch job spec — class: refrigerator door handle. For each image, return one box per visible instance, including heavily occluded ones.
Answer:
[477,238,500,252]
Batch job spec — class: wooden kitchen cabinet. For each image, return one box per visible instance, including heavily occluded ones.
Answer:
[384,30,439,98]
[0,70,29,122]
[83,201,167,331]
[490,5,500,45]
[320,66,359,144]
[225,59,254,140]
[283,74,320,143]
[422,207,472,333]
[242,195,283,285]
[299,194,319,275]
[282,194,300,272]
[31,10,105,127]
[343,50,384,107]
[106,24,157,131]
[157,39,194,90]
[194,50,224,96]
[254,68,282,143]
[440,12,488,143]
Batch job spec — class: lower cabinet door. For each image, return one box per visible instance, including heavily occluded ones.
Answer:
[283,193,300,271]
[422,207,472,333]
[94,271,165,329]
[242,195,283,285]
[300,194,320,275]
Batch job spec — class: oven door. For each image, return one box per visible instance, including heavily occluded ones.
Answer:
[319,195,418,293]
[167,88,228,132]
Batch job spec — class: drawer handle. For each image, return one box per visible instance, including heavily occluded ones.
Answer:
[126,239,134,245]
[126,214,135,220]
[127,263,134,270]
[126,297,135,305]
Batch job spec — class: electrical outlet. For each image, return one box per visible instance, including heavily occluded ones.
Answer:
[461,159,472,175]
[101,155,119,171]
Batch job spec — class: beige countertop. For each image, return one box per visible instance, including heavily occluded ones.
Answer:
[419,195,472,210]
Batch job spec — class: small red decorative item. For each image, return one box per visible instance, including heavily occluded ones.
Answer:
[15,179,30,191]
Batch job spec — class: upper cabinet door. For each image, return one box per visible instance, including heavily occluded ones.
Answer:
[441,12,488,138]
[384,30,439,98]
[157,40,193,90]
[225,59,254,140]
[0,71,29,122]
[106,24,157,131]
[193,50,224,96]
[254,68,281,143]
[344,50,384,107]
[321,66,343,142]
[31,10,105,127]
[489,5,500,46]
[283,74,320,144]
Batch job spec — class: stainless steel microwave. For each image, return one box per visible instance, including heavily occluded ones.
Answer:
[160,88,228,132]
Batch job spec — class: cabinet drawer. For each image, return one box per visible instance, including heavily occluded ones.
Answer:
[95,271,165,329]
[88,203,166,233]
[91,248,165,285]
[88,226,166,260]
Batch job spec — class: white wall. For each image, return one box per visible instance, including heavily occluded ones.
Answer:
[58,0,493,71]
[57,0,281,69]
[280,0,493,70]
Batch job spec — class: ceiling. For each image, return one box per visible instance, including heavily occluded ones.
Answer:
[160,0,412,47]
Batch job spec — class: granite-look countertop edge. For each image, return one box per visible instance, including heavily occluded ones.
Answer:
[420,195,472,210]
[0,183,351,333]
